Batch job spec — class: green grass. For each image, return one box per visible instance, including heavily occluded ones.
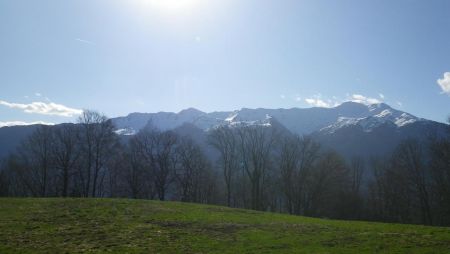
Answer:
[0,198,449,253]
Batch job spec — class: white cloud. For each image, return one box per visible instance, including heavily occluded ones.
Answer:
[280,94,286,99]
[35,92,42,97]
[0,121,54,128]
[304,94,340,108]
[305,98,331,108]
[0,100,82,117]
[378,93,385,99]
[349,94,381,105]
[437,72,450,95]
[295,96,302,101]
[304,93,386,108]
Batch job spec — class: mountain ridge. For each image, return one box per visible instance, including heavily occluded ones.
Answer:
[111,101,429,136]
[0,102,448,161]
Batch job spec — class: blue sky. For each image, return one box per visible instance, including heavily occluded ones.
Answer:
[1,0,450,125]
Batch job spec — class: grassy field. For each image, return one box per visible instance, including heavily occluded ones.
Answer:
[0,198,449,253]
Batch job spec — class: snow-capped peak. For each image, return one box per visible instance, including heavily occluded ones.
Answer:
[320,107,420,134]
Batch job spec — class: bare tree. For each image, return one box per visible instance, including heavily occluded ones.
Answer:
[350,157,364,194]
[429,128,450,225]
[0,160,9,196]
[304,151,349,218]
[1,157,24,197]
[176,137,213,203]
[367,158,388,221]
[134,127,178,201]
[237,125,277,210]
[279,136,320,215]
[124,135,155,199]
[368,146,426,224]
[209,125,239,207]
[153,130,178,201]
[78,110,118,197]
[392,139,432,225]
[51,124,80,197]
[16,125,53,197]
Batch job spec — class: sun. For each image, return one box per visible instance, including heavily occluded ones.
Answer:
[139,0,200,13]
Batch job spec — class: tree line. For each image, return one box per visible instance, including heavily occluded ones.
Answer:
[0,110,449,226]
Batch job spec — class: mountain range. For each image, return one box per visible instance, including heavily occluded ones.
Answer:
[1,102,448,161]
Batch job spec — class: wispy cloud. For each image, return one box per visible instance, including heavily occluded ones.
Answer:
[75,38,96,45]
[349,94,381,105]
[437,72,450,95]
[303,93,385,108]
[378,93,385,99]
[305,98,332,108]
[0,121,54,128]
[0,100,82,117]
[35,92,42,97]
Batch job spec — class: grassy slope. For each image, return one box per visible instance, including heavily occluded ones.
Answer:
[0,198,449,253]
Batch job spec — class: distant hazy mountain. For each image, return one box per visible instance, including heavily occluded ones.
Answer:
[111,102,428,134]
[0,125,40,159]
[109,102,449,159]
[1,102,448,161]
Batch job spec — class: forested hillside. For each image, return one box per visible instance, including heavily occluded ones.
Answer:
[1,110,450,226]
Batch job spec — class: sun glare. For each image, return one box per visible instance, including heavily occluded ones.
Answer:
[139,0,200,13]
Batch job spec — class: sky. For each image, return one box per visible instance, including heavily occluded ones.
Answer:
[1,0,450,126]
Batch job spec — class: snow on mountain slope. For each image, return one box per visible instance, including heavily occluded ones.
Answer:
[111,102,425,136]
[319,106,420,134]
